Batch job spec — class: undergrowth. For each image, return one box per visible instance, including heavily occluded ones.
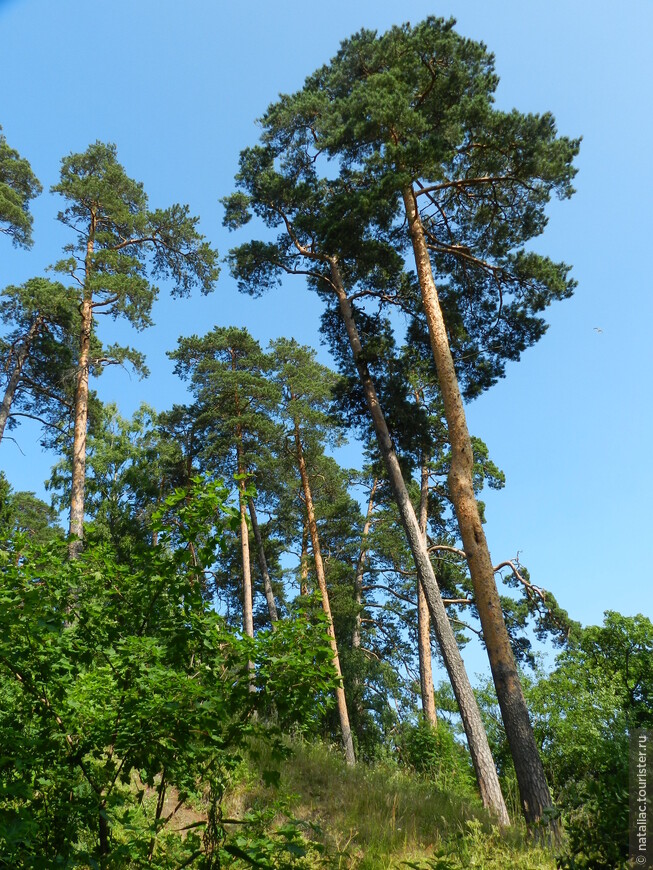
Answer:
[223,739,557,869]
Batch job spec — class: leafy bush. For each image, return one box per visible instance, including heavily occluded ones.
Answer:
[474,612,653,869]
[0,478,337,867]
[395,720,477,797]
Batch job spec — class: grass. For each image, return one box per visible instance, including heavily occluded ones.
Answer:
[223,738,558,869]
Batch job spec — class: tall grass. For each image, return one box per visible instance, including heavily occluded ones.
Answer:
[226,739,557,869]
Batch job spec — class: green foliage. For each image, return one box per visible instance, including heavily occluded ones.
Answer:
[394,721,476,797]
[476,612,653,869]
[168,327,288,624]
[52,141,219,320]
[169,326,283,485]
[0,277,81,442]
[0,126,41,248]
[542,613,652,869]
[228,17,579,401]
[48,402,166,556]
[402,818,555,869]
[223,805,327,868]
[0,278,73,334]
[0,478,338,866]
[0,19,618,866]
[0,472,63,546]
[253,599,338,734]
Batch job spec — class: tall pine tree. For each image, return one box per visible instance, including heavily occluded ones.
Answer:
[51,141,219,556]
[230,17,579,828]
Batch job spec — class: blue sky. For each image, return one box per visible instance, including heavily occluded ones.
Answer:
[1,0,652,674]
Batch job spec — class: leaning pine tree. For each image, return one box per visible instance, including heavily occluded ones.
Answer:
[223,152,510,823]
[51,142,219,556]
[254,17,580,829]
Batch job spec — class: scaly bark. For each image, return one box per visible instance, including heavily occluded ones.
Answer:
[352,478,377,650]
[402,185,553,827]
[248,497,279,625]
[68,213,96,559]
[329,257,508,823]
[292,414,356,766]
[0,315,43,442]
[418,458,437,726]
[299,520,309,596]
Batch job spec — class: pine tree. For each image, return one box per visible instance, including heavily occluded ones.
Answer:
[51,141,219,556]
[231,17,580,828]
[224,147,509,823]
[0,126,41,249]
[0,471,62,545]
[269,338,357,765]
[169,327,282,630]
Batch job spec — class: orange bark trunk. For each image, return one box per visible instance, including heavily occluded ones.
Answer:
[402,185,553,827]
[68,218,95,559]
[293,415,356,766]
[329,257,508,823]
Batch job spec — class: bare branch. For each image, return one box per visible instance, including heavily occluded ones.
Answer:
[0,434,25,454]
[428,543,467,559]
[362,582,416,607]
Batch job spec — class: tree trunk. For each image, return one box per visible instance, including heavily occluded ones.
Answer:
[68,215,97,559]
[98,803,109,857]
[232,358,255,642]
[292,415,356,766]
[300,520,309,595]
[237,460,256,691]
[329,258,508,824]
[352,478,377,650]
[248,497,279,625]
[418,458,437,727]
[68,297,92,559]
[402,185,553,828]
[0,315,42,442]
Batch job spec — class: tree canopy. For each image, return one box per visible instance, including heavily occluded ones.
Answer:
[0,126,41,248]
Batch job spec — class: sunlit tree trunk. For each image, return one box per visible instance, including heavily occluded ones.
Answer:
[230,350,255,640]
[292,414,356,766]
[236,436,254,640]
[300,520,309,596]
[329,257,508,823]
[68,215,95,559]
[402,185,552,827]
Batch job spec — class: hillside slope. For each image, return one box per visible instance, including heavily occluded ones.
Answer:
[222,740,556,869]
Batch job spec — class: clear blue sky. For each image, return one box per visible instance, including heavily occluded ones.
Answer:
[1,0,652,670]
